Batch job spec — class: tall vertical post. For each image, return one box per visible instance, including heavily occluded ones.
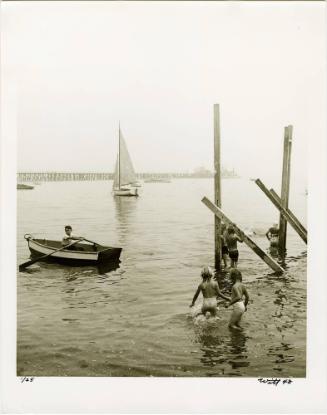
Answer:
[118,122,121,189]
[279,125,293,255]
[214,104,222,271]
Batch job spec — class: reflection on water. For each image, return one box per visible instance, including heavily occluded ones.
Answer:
[196,324,225,367]
[114,196,139,238]
[228,329,250,371]
[17,180,306,377]
[25,259,121,277]
[191,318,250,376]
[229,329,248,356]
[97,260,121,275]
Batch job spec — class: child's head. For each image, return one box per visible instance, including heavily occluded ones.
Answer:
[227,225,235,234]
[201,266,213,281]
[65,225,72,235]
[230,268,242,283]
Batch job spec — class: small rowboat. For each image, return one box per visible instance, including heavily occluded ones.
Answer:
[17,183,34,190]
[24,235,122,266]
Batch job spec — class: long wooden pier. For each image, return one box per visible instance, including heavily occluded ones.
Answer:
[18,172,112,182]
[17,171,238,182]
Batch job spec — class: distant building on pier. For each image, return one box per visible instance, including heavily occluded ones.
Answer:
[191,166,239,178]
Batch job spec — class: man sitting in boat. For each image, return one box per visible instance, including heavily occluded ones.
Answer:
[62,225,84,250]
[266,223,279,247]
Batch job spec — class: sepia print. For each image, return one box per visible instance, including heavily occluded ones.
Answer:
[7,0,323,379]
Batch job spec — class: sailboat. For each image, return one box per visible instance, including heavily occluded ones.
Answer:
[112,125,139,197]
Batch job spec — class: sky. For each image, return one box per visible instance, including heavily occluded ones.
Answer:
[2,1,326,185]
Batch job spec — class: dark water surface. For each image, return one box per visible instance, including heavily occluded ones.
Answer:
[17,179,306,377]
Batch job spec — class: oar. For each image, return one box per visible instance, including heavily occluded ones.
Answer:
[82,238,100,246]
[80,238,102,251]
[19,239,81,271]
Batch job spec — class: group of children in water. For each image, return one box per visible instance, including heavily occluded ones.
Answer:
[190,266,249,330]
[221,221,280,267]
[64,221,280,330]
[190,223,249,329]
[190,221,278,330]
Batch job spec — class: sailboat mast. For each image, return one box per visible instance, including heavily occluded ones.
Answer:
[118,122,121,189]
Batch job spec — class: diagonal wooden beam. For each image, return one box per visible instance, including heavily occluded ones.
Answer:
[201,196,284,274]
[270,188,307,234]
[255,179,307,244]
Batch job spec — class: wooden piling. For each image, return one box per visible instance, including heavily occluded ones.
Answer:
[214,104,222,271]
[255,179,307,244]
[202,197,284,273]
[279,125,293,254]
[270,188,307,234]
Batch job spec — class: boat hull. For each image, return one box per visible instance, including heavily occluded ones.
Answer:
[113,188,138,197]
[27,238,122,266]
[17,183,34,190]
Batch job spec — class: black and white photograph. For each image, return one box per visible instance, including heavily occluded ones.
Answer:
[1,0,327,412]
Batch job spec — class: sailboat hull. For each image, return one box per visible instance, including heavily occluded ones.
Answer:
[113,188,138,197]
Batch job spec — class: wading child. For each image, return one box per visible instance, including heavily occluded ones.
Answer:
[221,223,229,269]
[190,266,230,317]
[266,223,279,247]
[225,225,244,268]
[226,269,249,330]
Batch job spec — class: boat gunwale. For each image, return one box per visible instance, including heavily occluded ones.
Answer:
[29,238,118,255]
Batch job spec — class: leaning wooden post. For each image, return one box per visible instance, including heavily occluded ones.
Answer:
[214,104,222,271]
[255,179,307,244]
[202,197,284,273]
[270,188,307,234]
[279,125,293,255]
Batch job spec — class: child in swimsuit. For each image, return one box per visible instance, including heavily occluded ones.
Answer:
[225,268,249,330]
[221,223,229,269]
[266,223,279,247]
[190,266,230,317]
[225,225,243,268]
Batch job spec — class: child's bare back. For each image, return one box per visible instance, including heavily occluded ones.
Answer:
[230,281,248,305]
[200,280,219,298]
[190,267,230,317]
[226,269,249,330]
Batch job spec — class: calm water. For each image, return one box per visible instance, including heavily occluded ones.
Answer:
[17,178,307,377]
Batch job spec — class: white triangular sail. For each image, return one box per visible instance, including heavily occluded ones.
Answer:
[119,131,137,186]
[113,128,137,189]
